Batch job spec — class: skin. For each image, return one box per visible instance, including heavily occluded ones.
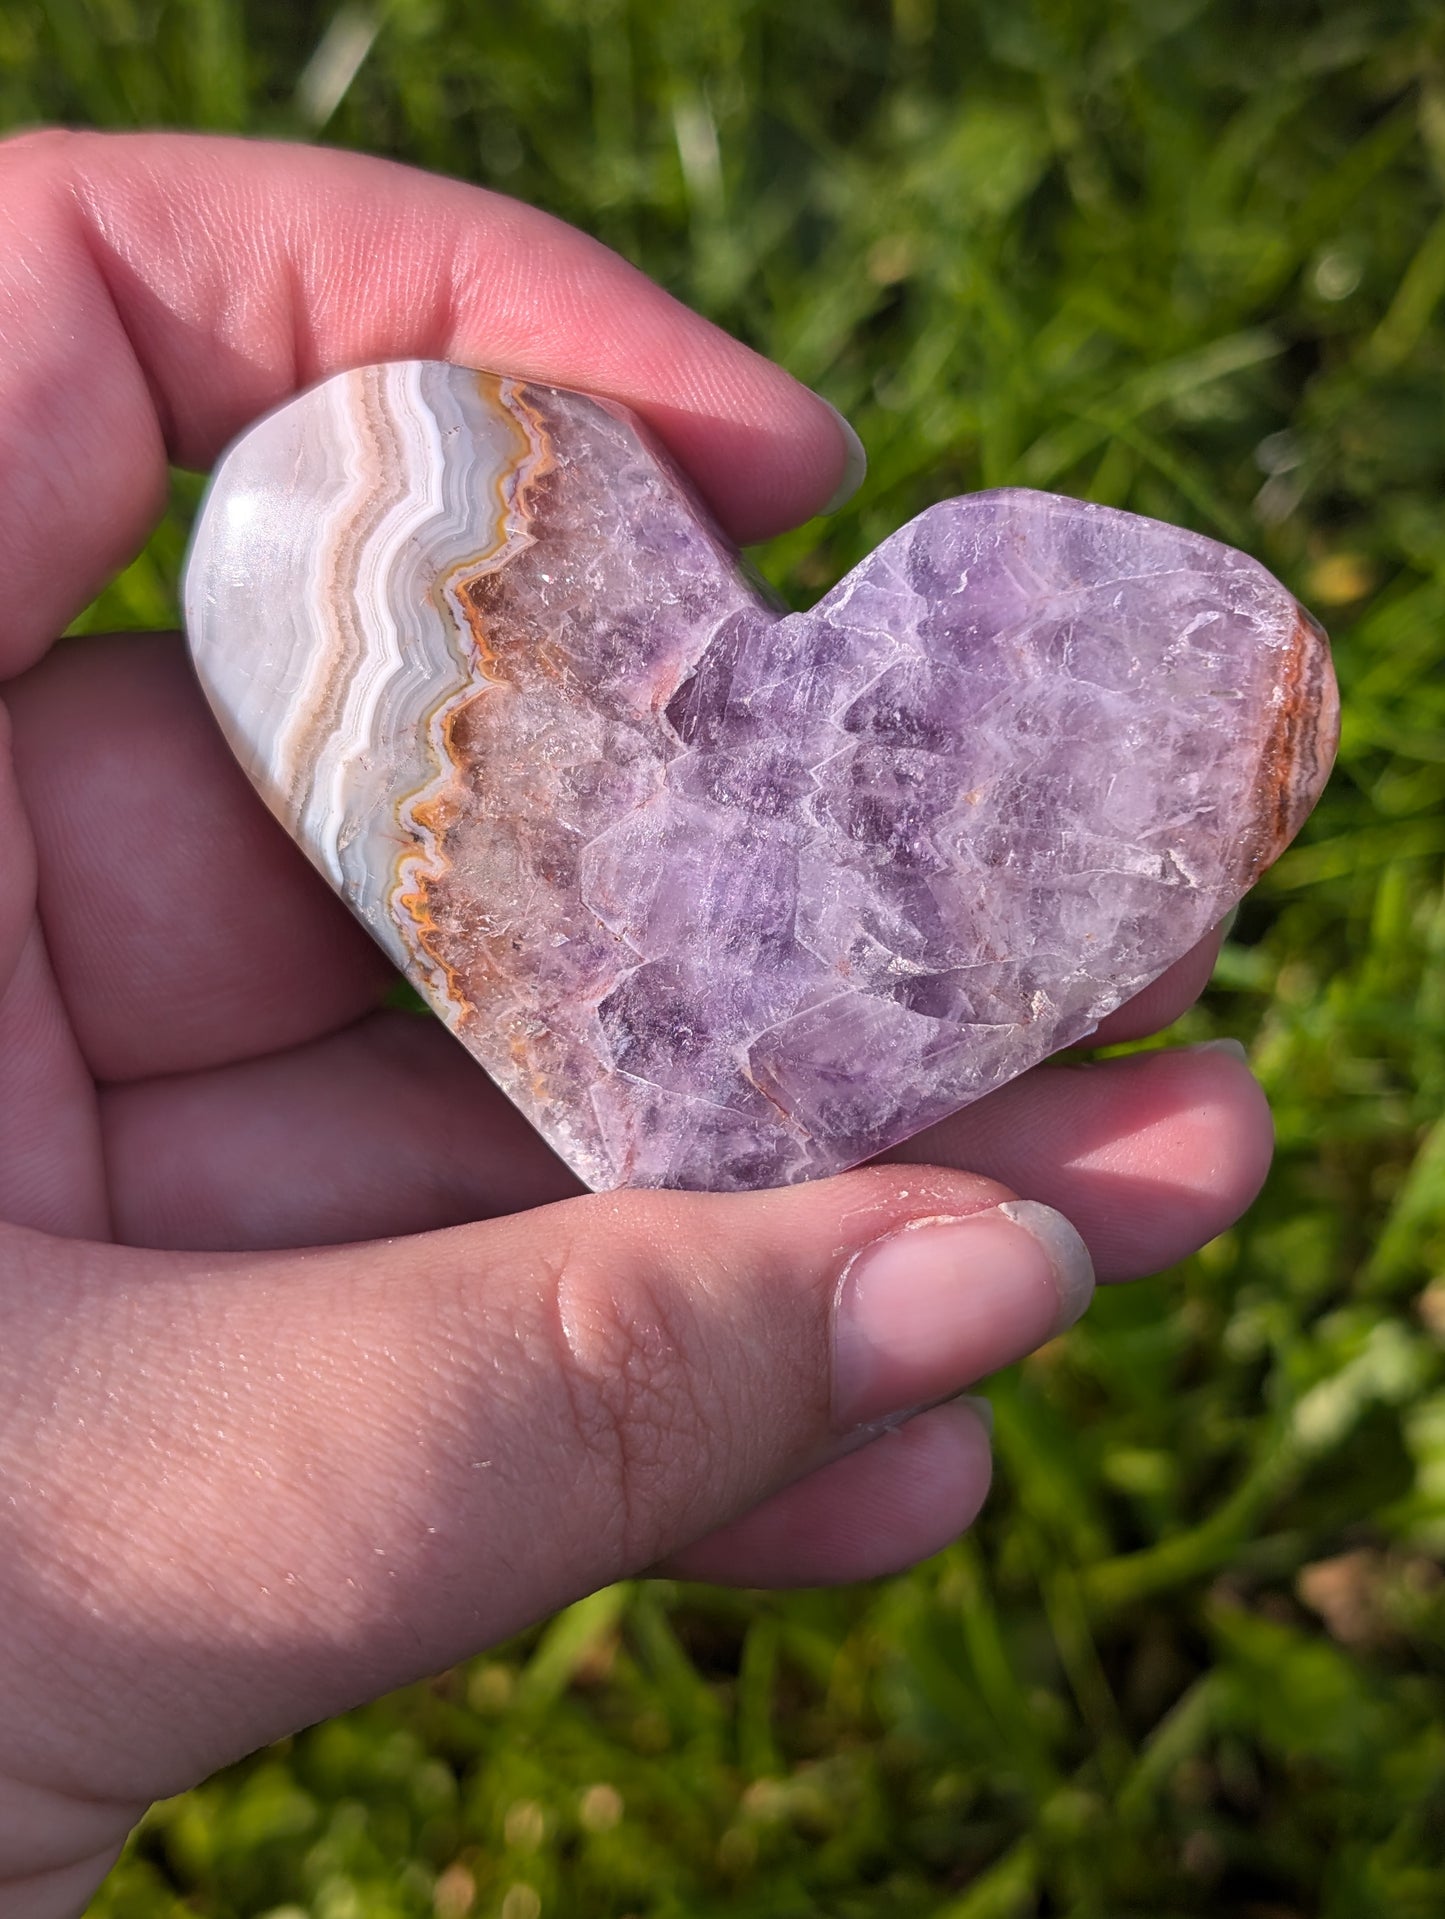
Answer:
[0,131,1274,1915]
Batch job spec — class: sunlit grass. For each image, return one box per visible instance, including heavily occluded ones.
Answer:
[6,0,1444,1911]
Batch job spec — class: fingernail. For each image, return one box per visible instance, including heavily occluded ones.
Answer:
[816,400,867,513]
[1186,1037,1249,1063]
[832,1200,1094,1431]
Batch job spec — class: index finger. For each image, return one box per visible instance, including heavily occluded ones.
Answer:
[0,129,861,676]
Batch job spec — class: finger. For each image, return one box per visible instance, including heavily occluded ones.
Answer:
[0,703,108,1237]
[7,633,390,1080]
[0,928,109,1239]
[102,1010,583,1249]
[0,702,33,993]
[0,129,860,677]
[886,1044,1273,1279]
[657,1400,993,1586]
[104,1014,1267,1279]
[1086,928,1226,1048]
[2,1169,1090,1824]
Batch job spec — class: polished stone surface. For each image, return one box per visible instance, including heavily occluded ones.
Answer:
[184,362,1337,1191]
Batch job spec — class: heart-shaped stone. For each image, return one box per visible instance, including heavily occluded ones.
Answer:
[183,362,1337,1192]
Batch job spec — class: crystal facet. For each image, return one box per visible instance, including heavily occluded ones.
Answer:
[183,362,1338,1191]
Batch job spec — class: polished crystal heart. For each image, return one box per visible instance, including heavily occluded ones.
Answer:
[183,361,1337,1192]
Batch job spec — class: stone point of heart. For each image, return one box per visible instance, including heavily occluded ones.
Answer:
[183,361,1338,1193]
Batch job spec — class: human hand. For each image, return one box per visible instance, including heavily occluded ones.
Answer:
[0,131,1272,1915]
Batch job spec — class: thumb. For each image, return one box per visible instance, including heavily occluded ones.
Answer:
[3,1168,1091,1823]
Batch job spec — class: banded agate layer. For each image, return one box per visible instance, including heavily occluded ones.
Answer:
[184,361,1337,1193]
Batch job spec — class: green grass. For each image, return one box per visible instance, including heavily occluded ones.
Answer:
[5,0,1445,1911]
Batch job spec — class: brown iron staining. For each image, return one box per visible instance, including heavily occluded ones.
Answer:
[396,384,558,1028]
[395,775,476,1022]
[401,392,577,1107]
[445,377,555,686]
[1236,604,1339,885]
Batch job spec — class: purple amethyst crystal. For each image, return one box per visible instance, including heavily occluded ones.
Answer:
[185,364,1339,1192]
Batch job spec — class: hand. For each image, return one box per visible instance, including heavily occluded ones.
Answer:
[0,130,1272,1915]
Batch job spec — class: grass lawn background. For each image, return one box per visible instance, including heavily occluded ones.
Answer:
[5,0,1444,1911]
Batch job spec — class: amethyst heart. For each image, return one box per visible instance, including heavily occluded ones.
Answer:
[183,362,1337,1191]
